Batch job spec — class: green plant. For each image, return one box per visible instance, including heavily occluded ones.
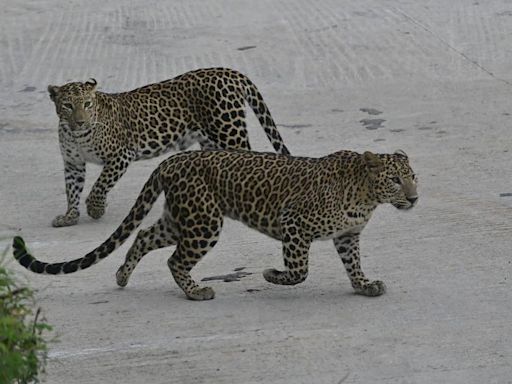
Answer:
[0,243,52,384]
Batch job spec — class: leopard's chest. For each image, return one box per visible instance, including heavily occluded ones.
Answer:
[61,128,104,165]
[78,145,104,164]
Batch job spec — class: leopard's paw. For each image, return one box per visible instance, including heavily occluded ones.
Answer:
[116,266,129,287]
[263,268,283,284]
[263,268,307,285]
[86,195,106,220]
[186,286,215,301]
[355,280,386,297]
[52,211,79,227]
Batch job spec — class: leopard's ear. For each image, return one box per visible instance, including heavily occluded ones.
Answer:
[84,78,97,92]
[394,149,408,159]
[363,151,384,176]
[48,85,60,102]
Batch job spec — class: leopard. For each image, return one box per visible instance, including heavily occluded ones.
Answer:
[47,67,290,227]
[13,148,417,300]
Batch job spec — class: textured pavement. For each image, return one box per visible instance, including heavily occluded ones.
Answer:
[1,1,512,383]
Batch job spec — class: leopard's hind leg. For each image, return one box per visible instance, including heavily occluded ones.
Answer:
[116,215,177,287]
[166,190,224,300]
[199,93,252,151]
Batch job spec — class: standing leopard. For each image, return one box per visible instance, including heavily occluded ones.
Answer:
[47,67,290,227]
[13,149,418,301]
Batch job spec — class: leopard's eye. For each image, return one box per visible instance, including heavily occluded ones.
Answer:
[391,176,401,184]
[84,101,93,109]
[62,103,73,110]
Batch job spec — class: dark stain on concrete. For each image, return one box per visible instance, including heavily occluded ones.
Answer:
[360,118,385,130]
[202,270,253,282]
[360,108,382,115]
[20,86,37,92]
[237,45,257,51]
[89,300,109,305]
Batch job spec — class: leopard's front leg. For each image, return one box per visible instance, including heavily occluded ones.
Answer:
[333,233,386,297]
[52,160,85,227]
[86,152,134,220]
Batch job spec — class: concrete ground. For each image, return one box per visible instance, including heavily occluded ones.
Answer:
[1,0,512,383]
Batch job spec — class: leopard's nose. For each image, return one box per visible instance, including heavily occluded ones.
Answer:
[407,196,418,205]
[75,120,85,127]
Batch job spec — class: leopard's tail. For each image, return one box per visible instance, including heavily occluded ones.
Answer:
[12,166,164,275]
[241,76,290,155]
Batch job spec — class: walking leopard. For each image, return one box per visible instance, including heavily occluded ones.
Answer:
[13,149,417,300]
[48,68,290,227]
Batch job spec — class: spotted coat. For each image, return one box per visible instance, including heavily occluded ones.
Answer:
[48,68,290,227]
[13,149,417,300]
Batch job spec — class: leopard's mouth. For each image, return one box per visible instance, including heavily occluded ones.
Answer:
[69,121,94,133]
[70,126,93,137]
[392,202,414,210]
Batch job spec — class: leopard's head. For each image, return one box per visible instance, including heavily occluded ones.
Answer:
[48,79,98,133]
[363,150,418,210]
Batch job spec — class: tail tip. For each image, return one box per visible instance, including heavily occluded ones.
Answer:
[12,236,27,259]
[13,236,26,249]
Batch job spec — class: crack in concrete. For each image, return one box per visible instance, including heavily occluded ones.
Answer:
[392,7,512,87]
[276,123,313,129]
